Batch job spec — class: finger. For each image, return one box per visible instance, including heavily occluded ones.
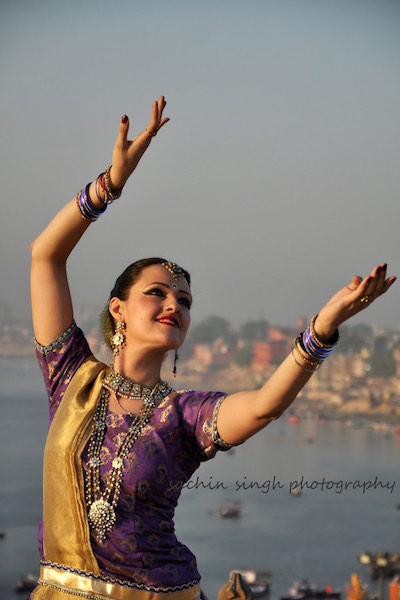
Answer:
[364,263,388,298]
[152,100,159,125]
[374,263,387,295]
[115,114,129,147]
[382,275,397,294]
[145,101,159,135]
[355,274,374,298]
[157,117,170,131]
[351,275,363,288]
[157,95,166,112]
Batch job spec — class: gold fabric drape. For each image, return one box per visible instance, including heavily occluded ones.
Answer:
[31,357,202,599]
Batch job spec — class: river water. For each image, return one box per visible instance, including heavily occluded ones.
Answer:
[0,359,399,599]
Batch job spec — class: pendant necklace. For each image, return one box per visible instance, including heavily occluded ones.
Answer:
[85,366,172,541]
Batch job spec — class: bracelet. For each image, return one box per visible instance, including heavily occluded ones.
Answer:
[303,329,333,360]
[76,183,107,222]
[291,349,321,372]
[301,314,339,361]
[293,337,322,369]
[94,177,105,206]
[310,314,339,348]
[102,166,123,204]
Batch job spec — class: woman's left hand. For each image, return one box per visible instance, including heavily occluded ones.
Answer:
[110,96,169,189]
[313,263,396,341]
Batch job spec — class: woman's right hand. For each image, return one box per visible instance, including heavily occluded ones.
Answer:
[110,96,169,189]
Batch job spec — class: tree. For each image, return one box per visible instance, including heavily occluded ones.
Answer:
[189,315,233,344]
[235,343,253,367]
[369,336,396,377]
[240,319,269,342]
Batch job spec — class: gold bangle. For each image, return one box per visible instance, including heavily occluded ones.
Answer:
[292,341,321,369]
[291,349,321,372]
[293,336,321,366]
[310,314,339,349]
[104,166,123,203]
[75,192,91,221]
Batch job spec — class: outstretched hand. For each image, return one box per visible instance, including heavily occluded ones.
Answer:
[314,263,396,341]
[110,96,169,189]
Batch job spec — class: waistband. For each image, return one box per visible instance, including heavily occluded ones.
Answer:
[37,563,202,600]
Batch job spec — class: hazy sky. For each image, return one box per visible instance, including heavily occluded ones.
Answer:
[1,0,399,330]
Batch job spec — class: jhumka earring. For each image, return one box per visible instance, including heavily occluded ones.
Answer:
[173,350,179,377]
[111,321,126,356]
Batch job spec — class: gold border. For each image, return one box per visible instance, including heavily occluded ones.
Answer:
[39,565,201,599]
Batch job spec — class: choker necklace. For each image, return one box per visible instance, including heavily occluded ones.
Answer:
[102,366,172,402]
[85,368,173,541]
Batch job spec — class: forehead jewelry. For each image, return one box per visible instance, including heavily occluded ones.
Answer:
[162,261,186,281]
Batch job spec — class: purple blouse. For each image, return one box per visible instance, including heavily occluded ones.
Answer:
[35,322,231,591]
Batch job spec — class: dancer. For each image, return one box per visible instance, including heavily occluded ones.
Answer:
[30,96,395,599]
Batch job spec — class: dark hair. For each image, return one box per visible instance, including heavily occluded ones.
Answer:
[100,257,191,348]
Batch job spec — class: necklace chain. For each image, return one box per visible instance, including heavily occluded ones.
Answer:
[85,368,173,541]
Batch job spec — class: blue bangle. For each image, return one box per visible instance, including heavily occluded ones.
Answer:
[77,183,107,221]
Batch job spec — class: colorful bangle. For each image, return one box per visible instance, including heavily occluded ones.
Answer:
[293,336,322,369]
[300,314,339,363]
[310,314,339,348]
[76,183,107,222]
[303,329,333,360]
[94,177,106,206]
[103,166,123,204]
[291,348,321,372]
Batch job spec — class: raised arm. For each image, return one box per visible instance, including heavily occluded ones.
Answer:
[31,97,169,345]
[216,264,396,445]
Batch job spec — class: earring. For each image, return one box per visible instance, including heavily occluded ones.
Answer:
[173,350,179,377]
[111,321,126,356]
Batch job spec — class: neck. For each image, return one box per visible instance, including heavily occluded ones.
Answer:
[112,347,165,387]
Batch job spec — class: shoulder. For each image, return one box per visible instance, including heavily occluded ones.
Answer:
[172,389,232,458]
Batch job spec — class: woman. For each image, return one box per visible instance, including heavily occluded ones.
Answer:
[30,96,395,600]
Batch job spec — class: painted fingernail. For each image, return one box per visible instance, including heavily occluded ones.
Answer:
[121,115,128,123]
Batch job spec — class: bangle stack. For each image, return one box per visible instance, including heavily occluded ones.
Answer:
[76,166,124,222]
[291,314,339,373]
[99,166,124,204]
[76,183,106,222]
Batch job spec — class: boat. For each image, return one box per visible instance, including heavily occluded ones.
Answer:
[229,568,272,597]
[219,501,242,519]
[280,579,341,600]
[14,573,37,593]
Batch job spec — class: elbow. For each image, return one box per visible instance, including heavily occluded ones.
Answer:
[30,238,44,261]
[30,237,53,264]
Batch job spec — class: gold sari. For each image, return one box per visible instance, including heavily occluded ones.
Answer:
[31,357,202,600]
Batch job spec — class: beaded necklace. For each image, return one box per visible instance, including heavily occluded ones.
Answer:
[85,367,173,541]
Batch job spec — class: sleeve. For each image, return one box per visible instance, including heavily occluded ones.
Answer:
[178,390,233,461]
[35,320,92,424]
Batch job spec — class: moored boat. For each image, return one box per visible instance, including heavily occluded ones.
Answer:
[280,579,341,600]
[230,568,272,597]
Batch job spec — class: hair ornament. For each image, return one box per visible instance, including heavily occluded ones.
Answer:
[162,261,186,281]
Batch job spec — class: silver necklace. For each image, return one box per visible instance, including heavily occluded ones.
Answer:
[85,368,172,541]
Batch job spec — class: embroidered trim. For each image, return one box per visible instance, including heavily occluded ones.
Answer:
[211,396,232,448]
[35,321,77,356]
[40,561,200,593]
[38,580,107,600]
